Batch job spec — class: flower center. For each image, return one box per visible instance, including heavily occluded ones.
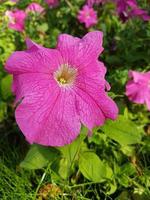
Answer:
[58,77,67,84]
[54,64,77,87]
[9,16,16,24]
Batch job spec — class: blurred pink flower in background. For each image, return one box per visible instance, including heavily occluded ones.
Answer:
[10,0,19,2]
[130,8,150,21]
[126,70,150,110]
[116,0,150,22]
[5,10,26,32]
[45,0,59,8]
[26,2,44,14]
[5,31,118,146]
[116,0,130,22]
[87,0,103,7]
[77,5,98,28]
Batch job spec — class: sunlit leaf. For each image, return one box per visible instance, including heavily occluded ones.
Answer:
[20,144,60,169]
[1,75,12,100]
[101,115,142,146]
[79,152,106,182]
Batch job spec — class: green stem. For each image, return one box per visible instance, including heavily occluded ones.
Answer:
[33,164,50,200]
[64,0,74,11]
[69,181,101,188]
[67,133,86,180]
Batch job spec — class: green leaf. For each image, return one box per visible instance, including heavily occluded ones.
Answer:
[55,128,87,179]
[20,144,60,169]
[1,75,12,100]
[51,155,71,180]
[4,1,15,6]
[58,128,87,165]
[118,175,130,188]
[79,152,106,182]
[116,191,130,200]
[0,102,7,122]
[121,163,136,176]
[101,115,142,146]
[105,163,113,179]
[121,145,135,156]
[106,181,117,195]
[37,23,48,32]
[116,163,136,188]
[88,131,107,145]
[57,158,69,179]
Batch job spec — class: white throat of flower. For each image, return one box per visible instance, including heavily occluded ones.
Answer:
[5,11,15,24]
[54,64,77,87]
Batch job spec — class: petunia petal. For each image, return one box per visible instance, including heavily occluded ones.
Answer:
[12,73,54,103]
[26,38,42,50]
[82,31,103,56]
[74,86,105,130]
[57,31,103,67]
[57,34,80,51]
[5,43,63,74]
[126,81,146,104]
[14,73,80,146]
[128,70,144,82]
[76,60,107,89]
[74,64,118,131]
[15,75,81,146]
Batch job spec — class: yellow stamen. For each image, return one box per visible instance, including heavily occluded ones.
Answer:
[58,77,67,84]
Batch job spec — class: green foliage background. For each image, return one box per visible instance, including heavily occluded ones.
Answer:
[0,0,150,199]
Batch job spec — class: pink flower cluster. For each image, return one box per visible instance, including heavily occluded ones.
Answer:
[5,31,118,146]
[6,0,150,32]
[5,1,59,32]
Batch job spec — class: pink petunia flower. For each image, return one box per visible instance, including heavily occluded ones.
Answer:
[45,0,59,8]
[77,5,98,28]
[5,10,26,32]
[10,0,19,3]
[130,8,150,21]
[5,31,118,146]
[10,0,19,2]
[126,70,150,110]
[115,0,136,22]
[116,0,150,22]
[87,0,104,7]
[26,3,44,14]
